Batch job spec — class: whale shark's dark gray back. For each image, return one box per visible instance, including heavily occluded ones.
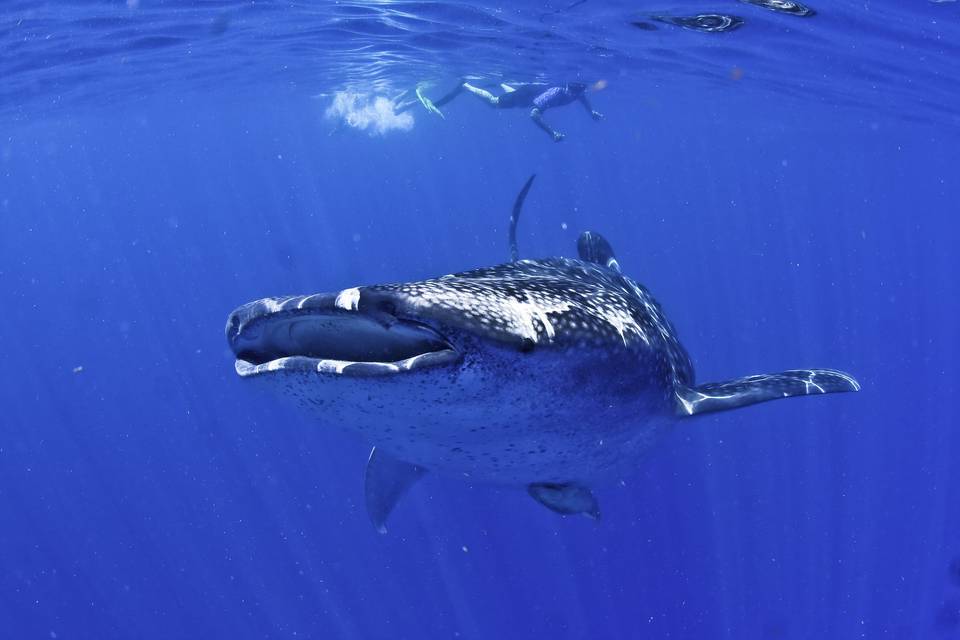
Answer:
[364,256,695,387]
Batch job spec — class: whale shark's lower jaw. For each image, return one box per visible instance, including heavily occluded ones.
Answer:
[225,292,461,379]
[233,349,461,378]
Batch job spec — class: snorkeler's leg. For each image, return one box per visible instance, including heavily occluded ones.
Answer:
[432,81,466,109]
[462,83,501,107]
[530,108,564,142]
[389,88,419,114]
[393,97,419,114]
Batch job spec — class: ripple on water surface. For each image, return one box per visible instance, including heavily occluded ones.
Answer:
[1,0,958,123]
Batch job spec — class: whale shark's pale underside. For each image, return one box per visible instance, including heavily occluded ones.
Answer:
[226,175,859,531]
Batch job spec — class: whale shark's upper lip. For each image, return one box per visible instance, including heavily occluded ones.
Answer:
[225,291,460,378]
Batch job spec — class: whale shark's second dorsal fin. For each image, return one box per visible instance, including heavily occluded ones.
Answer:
[365,447,426,534]
[577,231,621,272]
[509,174,537,262]
[676,368,860,416]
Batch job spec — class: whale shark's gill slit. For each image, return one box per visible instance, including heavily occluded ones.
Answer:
[234,312,453,367]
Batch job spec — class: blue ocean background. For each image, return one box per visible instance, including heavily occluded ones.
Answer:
[2,1,959,638]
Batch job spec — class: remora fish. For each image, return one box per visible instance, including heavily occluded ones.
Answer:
[225,175,859,531]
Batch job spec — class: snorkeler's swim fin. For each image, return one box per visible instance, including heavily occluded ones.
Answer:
[416,85,445,119]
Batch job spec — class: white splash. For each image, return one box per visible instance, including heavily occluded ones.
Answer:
[325,92,413,135]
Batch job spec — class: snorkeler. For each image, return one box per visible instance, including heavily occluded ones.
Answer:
[416,80,603,142]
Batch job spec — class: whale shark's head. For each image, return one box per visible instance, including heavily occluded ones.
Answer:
[226,255,695,514]
[226,258,692,472]
[225,258,692,489]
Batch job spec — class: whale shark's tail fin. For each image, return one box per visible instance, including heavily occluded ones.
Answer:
[676,368,860,416]
[509,174,537,262]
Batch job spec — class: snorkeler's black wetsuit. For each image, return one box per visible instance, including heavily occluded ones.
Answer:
[432,83,583,111]
[497,84,582,110]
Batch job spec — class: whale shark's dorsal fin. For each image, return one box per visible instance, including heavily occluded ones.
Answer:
[365,447,427,534]
[509,174,537,262]
[577,231,621,272]
[528,482,601,519]
[676,368,861,416]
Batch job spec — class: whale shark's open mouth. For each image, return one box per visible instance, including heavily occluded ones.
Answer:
[226,293,460,378]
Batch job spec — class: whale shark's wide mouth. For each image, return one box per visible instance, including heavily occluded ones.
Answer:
[226,293,460,378]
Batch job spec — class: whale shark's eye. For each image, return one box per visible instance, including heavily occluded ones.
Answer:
[519,338,536,353]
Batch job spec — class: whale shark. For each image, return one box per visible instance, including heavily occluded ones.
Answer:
[225,175,859,532]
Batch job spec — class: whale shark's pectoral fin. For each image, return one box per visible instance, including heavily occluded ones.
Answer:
[528,482,600,520]
[676,368,861,416]
[577,231,621,272]
[365,447,427,534]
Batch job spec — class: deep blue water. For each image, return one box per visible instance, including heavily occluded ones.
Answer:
[2,1,960,638]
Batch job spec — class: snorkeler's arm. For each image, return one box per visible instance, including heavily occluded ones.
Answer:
[578,94,603,121]
[530,108,565,142]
